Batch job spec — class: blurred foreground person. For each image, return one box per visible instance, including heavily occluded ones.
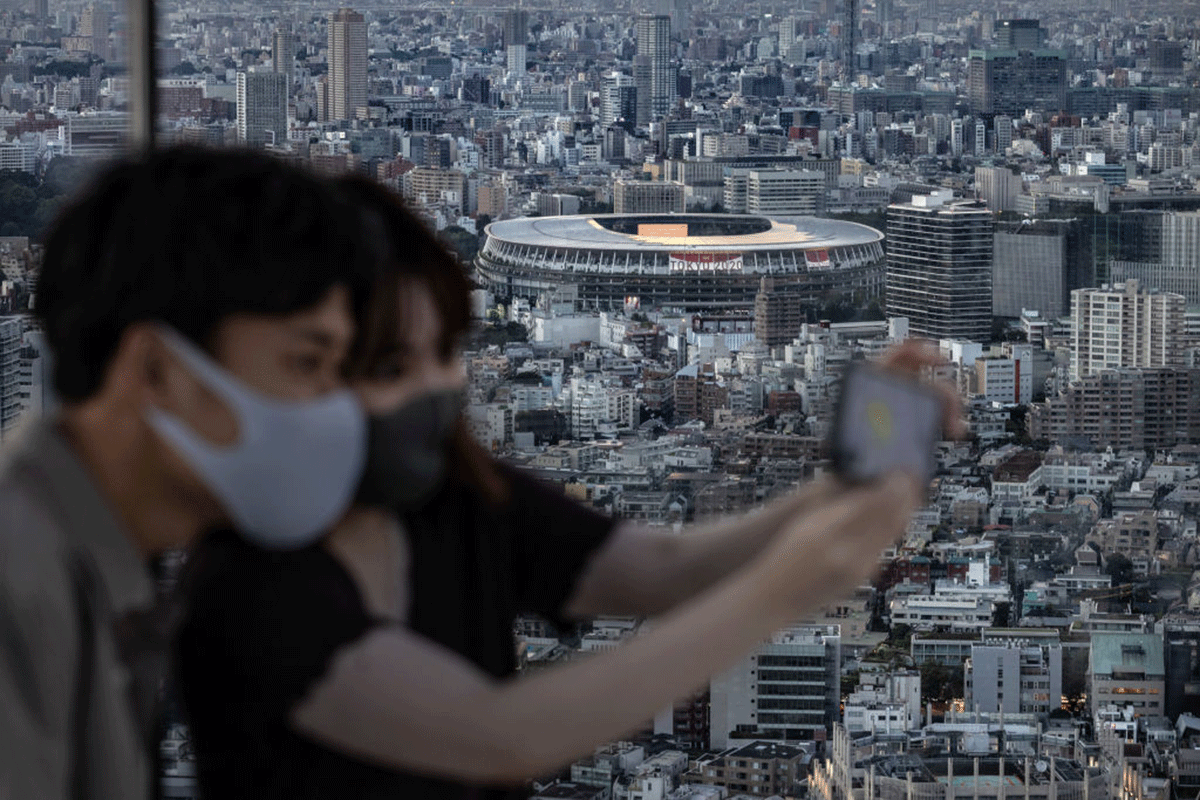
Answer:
[177,178,953,799]
[0,148,378,800]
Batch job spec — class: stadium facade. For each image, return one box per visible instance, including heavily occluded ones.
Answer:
[475,214,886,312]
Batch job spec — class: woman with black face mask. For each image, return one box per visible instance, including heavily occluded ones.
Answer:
[175,178,945,800]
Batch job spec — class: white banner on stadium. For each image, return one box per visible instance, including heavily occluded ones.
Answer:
[669,252,744,273]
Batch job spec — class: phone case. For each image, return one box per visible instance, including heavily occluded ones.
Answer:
[830,361,943,485]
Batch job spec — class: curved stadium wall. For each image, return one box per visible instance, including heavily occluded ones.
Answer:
[475,213,886,312]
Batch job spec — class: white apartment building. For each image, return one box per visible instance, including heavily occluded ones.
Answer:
[843,670,922,733]
[569,375,638,439]
[1040,450,1123,494]
[973,344,1033,405]
[466,402,513,451]
[891,581,1012,632]
[964,640,1063,715]
[745,169,826,215]
[1070,280,1185,381]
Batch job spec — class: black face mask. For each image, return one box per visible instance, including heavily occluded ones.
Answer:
[355,389,464,511]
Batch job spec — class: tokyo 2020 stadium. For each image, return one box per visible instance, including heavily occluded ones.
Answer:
[475,214,886,312]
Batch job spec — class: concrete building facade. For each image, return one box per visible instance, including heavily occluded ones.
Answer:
[236,71,287,148]
[1070,280,1185,381]
[993,219,1094,318]
[709,625,841,749]
[965,640,1063,715]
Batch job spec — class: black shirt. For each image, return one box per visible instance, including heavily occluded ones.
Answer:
[175,466,617,799]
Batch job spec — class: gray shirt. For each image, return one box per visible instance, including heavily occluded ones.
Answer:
[0,421,157,800]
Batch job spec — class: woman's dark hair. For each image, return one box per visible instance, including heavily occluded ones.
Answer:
[334,175,508,505]
[36,146,381,403]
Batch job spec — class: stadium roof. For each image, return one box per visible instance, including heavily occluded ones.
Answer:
[484,213,883,253]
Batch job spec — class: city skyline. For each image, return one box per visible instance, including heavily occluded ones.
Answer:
[10,0,1200,797]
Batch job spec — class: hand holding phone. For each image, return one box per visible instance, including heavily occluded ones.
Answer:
[831,362,943,485]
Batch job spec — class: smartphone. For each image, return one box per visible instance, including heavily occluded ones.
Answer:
[831,362,942,485]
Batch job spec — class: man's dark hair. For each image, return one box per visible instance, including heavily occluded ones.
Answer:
[36,146,381,403]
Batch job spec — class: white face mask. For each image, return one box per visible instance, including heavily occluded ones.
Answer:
[145,326,366,550]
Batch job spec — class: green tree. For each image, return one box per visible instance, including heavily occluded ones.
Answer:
[475,213,493,241]
[0,182,38,229]
[1105,553,1134,586]
[439,224,480,264]
[841,670,861,701]
[920,661,964,705]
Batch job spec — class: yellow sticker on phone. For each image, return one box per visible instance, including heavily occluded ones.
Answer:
[867,400,893,442]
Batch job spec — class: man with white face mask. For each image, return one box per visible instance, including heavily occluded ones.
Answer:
[0,148,377,800]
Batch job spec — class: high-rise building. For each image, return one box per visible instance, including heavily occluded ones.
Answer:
[710,625,841,748]
[632,55,653,127]
[780,17,803,57]
[874,0,893,35]
[994,114,1013,152]
[967,48,1067,115]
[886,192,994,342]
[755,276,809,348]
[841,0,857,83]
[975,165,1020,212]
[994,19,1044,50]
[272,23,296,95]
[1150,39,1184,73]
[655,0,688,39]
[504,9,528,75]
[635,15,674,121]
[600,71,636,128]
[327,8,367,122]
[79,3,110,59]
[1111,211,1200,304]
[35,0,49,25]
[476,184,508,218]
[950,118,964,156]
[0,317,22,441]
[992,218,1094,317]
[1070,280,1185,381]
[236,71,288,148]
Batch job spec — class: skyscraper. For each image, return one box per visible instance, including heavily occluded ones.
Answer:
[636,15,674,121]
[236,71,288,148]
[79,3,110,59]
[327,8,367,122]
[272,23,296,95]
[886,192,994,342]
[632,55,652,127]
[967,48,1067,115]
[503,9,528,75]
[841,0,857,83]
